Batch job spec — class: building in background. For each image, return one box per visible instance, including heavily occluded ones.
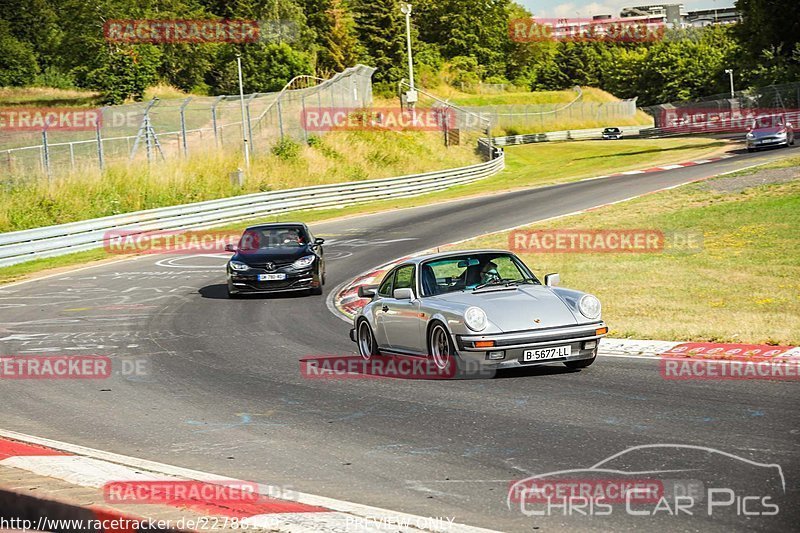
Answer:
[617,3,738,26]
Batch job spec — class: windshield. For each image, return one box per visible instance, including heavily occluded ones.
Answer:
[238,227,308,251]
[420,253,539,296]
[751,116,785,130]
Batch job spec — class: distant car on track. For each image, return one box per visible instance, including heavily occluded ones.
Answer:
[602,127,623,140]
[225,223,325,298]
[746,115,794,152]
[350,250,607,376]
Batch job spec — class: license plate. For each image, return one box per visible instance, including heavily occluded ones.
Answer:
[522,345,571,362]
[258,273,286,281]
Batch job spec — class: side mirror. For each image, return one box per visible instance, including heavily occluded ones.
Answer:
[314,237,325,245]
[224,244,237,252]
[393,288,415,300]
[358,285,377,298]
[544,273,560,287]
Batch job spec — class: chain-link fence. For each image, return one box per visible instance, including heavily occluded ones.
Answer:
[398,80,496,160]
[0,64,375,181]
[641,81,800,129]
[457,87,639,134]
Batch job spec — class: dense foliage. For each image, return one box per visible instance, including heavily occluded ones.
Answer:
[0,0,793,105]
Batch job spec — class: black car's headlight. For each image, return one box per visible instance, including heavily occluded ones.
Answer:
[292,255,316,269]
[579,294,602,320]
[229,261,250,272]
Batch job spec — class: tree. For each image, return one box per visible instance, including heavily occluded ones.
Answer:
[301,0,361,75]
[0,20,39,86]
[350,0,406,83]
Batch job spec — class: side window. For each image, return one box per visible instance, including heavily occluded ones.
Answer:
[378,270,395,297]
[393,265,416,293]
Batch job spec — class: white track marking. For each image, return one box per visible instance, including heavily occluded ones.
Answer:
[0,430,499,533]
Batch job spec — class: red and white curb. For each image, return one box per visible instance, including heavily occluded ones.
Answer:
[0,430,498,533]
[326,151,800,363]
[584,153,735,181]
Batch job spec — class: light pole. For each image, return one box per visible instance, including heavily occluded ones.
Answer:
[237,53,250,169]
[400,3,417,108]
[724,69,735,99]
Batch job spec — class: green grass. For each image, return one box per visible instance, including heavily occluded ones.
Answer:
[0,130,478,232]
[0,137,729,285]
[456,173,800,345]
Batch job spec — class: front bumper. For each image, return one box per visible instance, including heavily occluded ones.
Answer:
[227,268,319,293]
[747,137,788,149]
[456,322,607,368]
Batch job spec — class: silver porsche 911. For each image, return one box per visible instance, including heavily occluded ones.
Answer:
[349,250,607,376]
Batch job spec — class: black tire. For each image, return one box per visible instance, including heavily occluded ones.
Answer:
[309,285,323,295]
[356,320,380,359]
[227,285,241,299]
[564,356,596,369]
[747,148,754,153]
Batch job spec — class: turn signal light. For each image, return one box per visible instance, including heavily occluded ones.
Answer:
[596,327,608,335]
[474,340,495,348]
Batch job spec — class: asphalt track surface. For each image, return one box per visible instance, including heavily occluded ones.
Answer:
[1,144,798,531]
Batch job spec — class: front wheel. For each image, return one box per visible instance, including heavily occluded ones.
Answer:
[564,356,596,369]
[357,320,380,359]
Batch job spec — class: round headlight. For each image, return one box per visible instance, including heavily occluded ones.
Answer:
[464,306,488,331]
[579,294,601,319]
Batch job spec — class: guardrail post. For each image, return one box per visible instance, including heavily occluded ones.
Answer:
[179,97,192,157]
[69,143,75,169]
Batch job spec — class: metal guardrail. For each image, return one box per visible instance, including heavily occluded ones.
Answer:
[492,125,644,146]
[0,153,504,267]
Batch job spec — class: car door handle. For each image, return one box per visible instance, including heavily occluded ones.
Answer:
[381,305,389,312]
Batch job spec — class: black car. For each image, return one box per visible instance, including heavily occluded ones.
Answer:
[225,223,325,297]
[601,127,623,140]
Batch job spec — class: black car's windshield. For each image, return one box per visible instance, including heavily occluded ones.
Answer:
[238,227,308,251]
[420,253,539,296]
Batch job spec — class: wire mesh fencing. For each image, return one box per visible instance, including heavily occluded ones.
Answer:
[0,64,376,182]
[641,81,800,131]
[398,80,497,160]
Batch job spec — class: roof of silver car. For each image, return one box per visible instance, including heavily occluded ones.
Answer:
[402,249,517,265]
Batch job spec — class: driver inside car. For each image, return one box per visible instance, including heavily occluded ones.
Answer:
[480,261,501,284]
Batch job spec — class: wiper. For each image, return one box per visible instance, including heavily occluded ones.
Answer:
[473,278,514,291]
[505,277,540,286]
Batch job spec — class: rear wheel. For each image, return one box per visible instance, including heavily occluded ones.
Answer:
[357,320,380,359]
[564,356,596,369]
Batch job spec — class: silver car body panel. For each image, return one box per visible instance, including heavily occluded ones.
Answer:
[351,250,607,369]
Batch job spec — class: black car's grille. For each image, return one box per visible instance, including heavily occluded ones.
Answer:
[244,259,295,270]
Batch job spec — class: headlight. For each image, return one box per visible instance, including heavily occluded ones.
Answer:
[464,306,488,331]
[229,261,250,272]
[746,132,754,138]
[292,255,315,269]
[579,294,602,319]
